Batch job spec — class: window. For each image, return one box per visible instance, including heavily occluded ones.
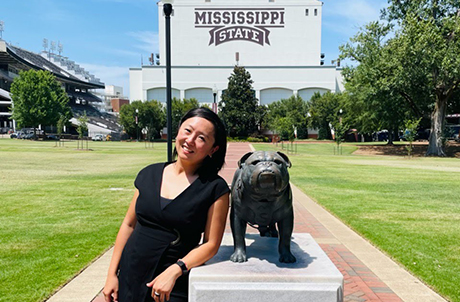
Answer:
[305,9,309,16]
[314,9,318,16]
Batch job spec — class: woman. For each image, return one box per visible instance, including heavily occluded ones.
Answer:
[103,108,229,302]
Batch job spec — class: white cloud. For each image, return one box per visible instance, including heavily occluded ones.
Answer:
[78,31,160,96]
[80,63,131,96]
[127,31,159,54]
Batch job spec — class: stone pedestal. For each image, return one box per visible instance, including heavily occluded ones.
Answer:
[189,233,343,302]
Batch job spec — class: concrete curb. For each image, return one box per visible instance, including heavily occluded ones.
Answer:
[45,249,113,302]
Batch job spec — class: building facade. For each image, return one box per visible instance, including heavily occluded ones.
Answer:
[130,0,343,107]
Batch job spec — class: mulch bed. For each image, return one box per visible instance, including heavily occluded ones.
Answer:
[353,141,460,158]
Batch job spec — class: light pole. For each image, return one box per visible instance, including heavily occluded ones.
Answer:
[163,0,174,162]
[212,85,218,114]
[135,108,139,141]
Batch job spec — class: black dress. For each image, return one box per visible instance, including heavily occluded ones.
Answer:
[117,162,229,302]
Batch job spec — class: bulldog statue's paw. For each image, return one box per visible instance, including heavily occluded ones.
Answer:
[279,251,296,263]
[230,249,247,263]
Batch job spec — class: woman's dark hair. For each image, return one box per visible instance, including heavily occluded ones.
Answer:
[173,107,227,175]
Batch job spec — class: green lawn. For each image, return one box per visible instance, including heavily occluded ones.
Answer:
[0,139,166,302]
[254,142,460,302]
[2,139,459,302]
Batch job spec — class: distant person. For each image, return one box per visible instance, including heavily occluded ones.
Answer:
[103,108,229,302]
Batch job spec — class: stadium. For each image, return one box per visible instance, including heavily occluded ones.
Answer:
[1,0,344,139]
[0,40,123,138]
[130,0,343,115]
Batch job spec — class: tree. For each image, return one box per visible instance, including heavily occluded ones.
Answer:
[76,111,88,150]
[120,101,140,139]
[332,120,348,153]
[265,95,309,140]
[119,100,165,140]
[392,12,460,156]
[219,66,259,137]
[143,100,166,141]
[56,114,67,147]
[10,70,71,138]
[172,98,199,136]
[307,92,344,140]
[340,22,419,144]
[341,1,460,155]
[403,118,422,157]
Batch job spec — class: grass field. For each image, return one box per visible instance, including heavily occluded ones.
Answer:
[255,142,460,302]
[1,139,459,302]
[0,139,166,302]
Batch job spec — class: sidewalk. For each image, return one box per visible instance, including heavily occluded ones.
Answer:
[46,143,446,302]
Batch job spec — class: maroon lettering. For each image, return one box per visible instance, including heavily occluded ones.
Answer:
[231,11,236,24]
[271,12,279,24]
[234,28,244,38]
[213,26,266,46]
[213,11,221,24]
[237,11,245,24]
[227,28,236,39]
[246,11,255,24]
[195,8,285,46]
[222,11,231,24]
[261,12,270,24]
[195,11,206,24]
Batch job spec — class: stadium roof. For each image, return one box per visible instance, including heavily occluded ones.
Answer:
[0,40,104,90]
[0,88,11,101]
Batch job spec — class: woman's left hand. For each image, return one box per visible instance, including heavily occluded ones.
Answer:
[146,264,182,302]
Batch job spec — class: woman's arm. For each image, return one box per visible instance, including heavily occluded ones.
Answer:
[183,192,230,266]
[102,190,139,302]
[147,192,230,302]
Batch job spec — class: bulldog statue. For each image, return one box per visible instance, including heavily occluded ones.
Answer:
[230,151,296,263]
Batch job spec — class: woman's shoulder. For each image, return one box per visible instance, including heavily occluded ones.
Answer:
[139,162,166,173]
[200,172,226,184]
[134,162,167,186]
[199,173,230,195]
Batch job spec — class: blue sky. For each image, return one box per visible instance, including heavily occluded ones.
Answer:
[0,0,388,96]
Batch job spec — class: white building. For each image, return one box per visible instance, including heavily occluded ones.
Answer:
[129,0,343,106]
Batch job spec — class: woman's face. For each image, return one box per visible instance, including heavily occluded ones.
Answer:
[175,117,219,164]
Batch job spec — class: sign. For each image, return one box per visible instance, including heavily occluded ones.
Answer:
[195,8,285,46]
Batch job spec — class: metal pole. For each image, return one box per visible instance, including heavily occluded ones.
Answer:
[164,3,173,162]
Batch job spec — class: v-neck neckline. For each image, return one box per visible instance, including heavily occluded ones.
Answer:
[159,162,200,207]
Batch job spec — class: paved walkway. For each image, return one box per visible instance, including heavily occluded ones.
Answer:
[46,143,446,302]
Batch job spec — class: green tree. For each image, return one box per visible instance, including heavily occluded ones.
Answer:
[403,118,422,157]
[341,1,460,155]
[143,100,166,140]
[172,98,199,136]
[340,22,418,144]
[120,101,140,139]
[265,95,309,140]
[76,111,88,150]
[119,100,166,140]
[219,66,259,137]
[10,70,71,138]
[56,114,67,147]
[307,92,344,140]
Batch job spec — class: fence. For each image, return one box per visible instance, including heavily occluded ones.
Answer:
[274,140,297,154]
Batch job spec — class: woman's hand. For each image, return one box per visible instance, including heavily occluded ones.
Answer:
[146,264,182,302]
[102,274,119,302]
